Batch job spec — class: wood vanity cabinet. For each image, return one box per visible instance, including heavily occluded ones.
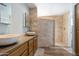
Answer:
[7,36,38,56]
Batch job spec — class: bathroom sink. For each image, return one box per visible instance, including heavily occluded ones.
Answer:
[0,34,18,46]
[26,32,36,36]
[0,38,17,46]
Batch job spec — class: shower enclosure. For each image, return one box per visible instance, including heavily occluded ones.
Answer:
[37,18,68,48]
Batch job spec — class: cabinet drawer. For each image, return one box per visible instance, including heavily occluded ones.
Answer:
[29,43,33,48]
[7,46,19,54]
[22,50,28,56]
[9,43,28,56]
[29,51,34,56]
[29,43,33,50]
[29,47,33,53]
[29,39,33,45]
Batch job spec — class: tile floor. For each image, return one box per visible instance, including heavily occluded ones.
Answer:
[35,47,74,56]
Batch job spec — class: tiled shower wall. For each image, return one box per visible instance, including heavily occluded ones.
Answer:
[37,19,55,47]
[29,7,37,32]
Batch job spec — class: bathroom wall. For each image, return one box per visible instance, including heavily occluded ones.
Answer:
[8,3,29,34]
[0,24,8,34]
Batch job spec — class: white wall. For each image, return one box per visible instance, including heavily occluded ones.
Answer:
[8,3,29,34]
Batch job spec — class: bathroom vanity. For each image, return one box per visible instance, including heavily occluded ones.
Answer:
[0,35,38,56]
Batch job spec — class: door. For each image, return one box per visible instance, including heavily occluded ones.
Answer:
[75,4,79,55]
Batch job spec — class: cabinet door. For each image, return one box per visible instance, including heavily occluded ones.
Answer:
[29,50,34,56]
[22,42,29,56]
[22,50,28,56]
[28,39,34,55]
[34,38,37,54]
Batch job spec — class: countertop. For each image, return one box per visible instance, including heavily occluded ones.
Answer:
[0,34,36,54]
